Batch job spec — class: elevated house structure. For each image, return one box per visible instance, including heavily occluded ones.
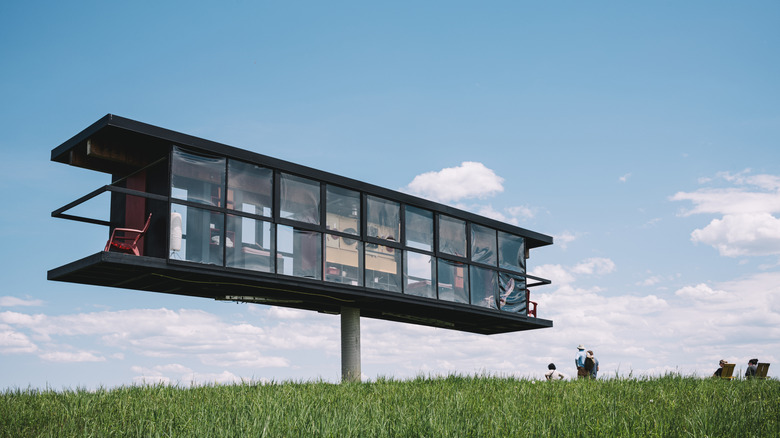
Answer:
[49,115,554,381]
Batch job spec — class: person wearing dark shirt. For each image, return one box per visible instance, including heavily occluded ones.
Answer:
[745,358,758,378]
[713,359,727,377]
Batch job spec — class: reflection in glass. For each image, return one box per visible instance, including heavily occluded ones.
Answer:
[437,258,468,304]
[438,215,466,257]
[365,244,402,292]
[366,196,399,242]
[325,234,363,286]
[499,231,526,273]
[226,215,274,272]
[471,224,497,266]
[276,225,322,279]
[404,251,435,298]
[170,203,224,265]
[326,186,360,236]
[470,266,498,309]
[405,206,433,251]
[499,273,527,314]
[228,160,272,216]
[280,173,320,224]
[171,147,226,207]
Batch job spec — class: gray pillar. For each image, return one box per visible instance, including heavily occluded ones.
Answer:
[340,307,361,383]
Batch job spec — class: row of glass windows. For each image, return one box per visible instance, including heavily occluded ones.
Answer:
[170,147,527,271]
[168,147,530,313]
[169,203,528,313]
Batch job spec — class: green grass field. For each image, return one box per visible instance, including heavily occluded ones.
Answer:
[2,375,778,437]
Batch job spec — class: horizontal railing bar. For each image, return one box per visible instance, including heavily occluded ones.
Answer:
[54,214,111,227]
[51,185,109,217]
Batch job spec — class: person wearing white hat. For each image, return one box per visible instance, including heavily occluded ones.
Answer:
[575,344,588,379]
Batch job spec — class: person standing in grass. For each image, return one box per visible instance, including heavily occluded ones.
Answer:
[575,344,588,379]
[545,363,567,380]
[586,350,600,379]
[746,358,759,378]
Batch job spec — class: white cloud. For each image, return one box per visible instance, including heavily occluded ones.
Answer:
[690,213,780,256]
[675,283,731,302]
[717,169,780,191]
[672,170,780,257]
[619,173,631,183]
[0,325,38,354]
[671,188,780,216]
[267,306,308,320]
[553,231,578,250]
[40,351,106,363]
[506,205,535,220]
[0,308,319,369]
[403,161,504,203]
[638,275,663,287]
[0,296,43,307]
[571,258,616,275]
[4,260,780,383]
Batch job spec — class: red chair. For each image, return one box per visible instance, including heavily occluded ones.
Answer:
[104,213,152,256]
[527,289,538,317]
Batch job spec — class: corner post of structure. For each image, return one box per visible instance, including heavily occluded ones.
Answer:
[340,307,361,383]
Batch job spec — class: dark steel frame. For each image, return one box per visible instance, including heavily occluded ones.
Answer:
[49,114,554,334]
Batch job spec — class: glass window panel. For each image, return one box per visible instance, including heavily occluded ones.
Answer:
[280,173,320,225]
[276,225,322,279]
[499,273,527,314]
[404,251,435,299]
[365,244,402,292]
[326,186,360,236]
[171,147,225,207]
[470,266,498,310]
[226,214,274,273]
[169,203,224,266]
[471,224,497,266]
[498,231,526,273]
[438,215,466,257]
[405,206,433,251]
[227,160,272,216]
[325,233,363,286]
[437,259,468,304]
[366,196,400,243]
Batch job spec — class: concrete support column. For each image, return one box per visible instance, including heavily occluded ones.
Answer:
[340,307,361,383]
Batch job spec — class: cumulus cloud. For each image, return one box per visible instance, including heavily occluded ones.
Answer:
[472,204,536,225]
[40,351,106,363]
[0,296,43,307]
[267,306,308,320]
[4,258,780,384]
[672,170,780,257]
[358,260,776,379]
[403,162,504,203]
[553,231,578,250]
[690,213,780,256]
[570,258,616,275]
[0,308,316,371]
[0,325,38,354]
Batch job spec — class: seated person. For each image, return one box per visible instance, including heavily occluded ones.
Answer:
[545,363,567,380]
[713,359,727,377]
[745,358,758,378]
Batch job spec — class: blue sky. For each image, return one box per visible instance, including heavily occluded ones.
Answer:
[1,1,779,388]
